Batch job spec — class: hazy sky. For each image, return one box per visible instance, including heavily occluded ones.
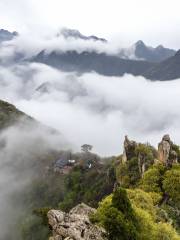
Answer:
[1,0,180,48]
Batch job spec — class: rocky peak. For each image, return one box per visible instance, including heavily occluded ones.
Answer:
[59,28,107,42]
[0,29,18,42]
[135,40,146,47]
[122,136,156,176]
[48,203,106,240]
[122,135,137,162]
[158,134,177,166]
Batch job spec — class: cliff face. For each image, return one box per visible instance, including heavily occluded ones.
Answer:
[122,135,137,163]
[48,203,106,240]
[122,136,155,176]
[158,134,178,166]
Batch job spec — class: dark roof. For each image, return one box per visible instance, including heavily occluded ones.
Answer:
[54,158,68,168]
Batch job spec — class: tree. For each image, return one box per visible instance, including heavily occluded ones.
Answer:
[112,187,136,221]
[81,144,93,153]
[103,207,136,240]
[91,188,138,240]
[163,165,180,205]
[140,164,166,193]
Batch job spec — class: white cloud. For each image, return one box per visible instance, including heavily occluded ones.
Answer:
[1,62,180,156]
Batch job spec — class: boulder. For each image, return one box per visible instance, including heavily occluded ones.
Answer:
[48,203,106,240]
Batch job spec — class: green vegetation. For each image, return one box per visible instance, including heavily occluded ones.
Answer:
[16,159,116,239]
[92,188,180,240]
[59,164,116,211]
[140,164,166,193]
[0,100,29,129]
[116,143,156,188]
[91,187,138,240]
[163,165,180,206]
[0,101,179,240]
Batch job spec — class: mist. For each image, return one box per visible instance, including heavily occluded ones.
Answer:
[0,62,180,156]
[0,31,137,63]
[0,116,72,239]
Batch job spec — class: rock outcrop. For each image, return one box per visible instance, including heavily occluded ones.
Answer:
[122,136,148,175]
[48,203,106,240]
[158,134,178,166]
[122,136,137,163]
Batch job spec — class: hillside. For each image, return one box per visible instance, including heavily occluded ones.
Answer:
[0,101,179,239]
[0,99,32,129]
[12,134,179,240]
[144,50,180,80]
[32,50,156,77]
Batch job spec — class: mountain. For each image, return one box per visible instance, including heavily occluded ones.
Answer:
[0,29,18,43]
[0,99,31,130]
[144,50,180,80]
[32,50,156,77]
[1,27,179,80]
[58,29,175,62]
[120,40,176,62]
[32,47,180,80]
[59,28,107,42]
[0,99,60,137]
[133,40,176,62]
[31,33,177,79]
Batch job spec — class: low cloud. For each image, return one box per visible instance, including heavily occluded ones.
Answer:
[0,62,180,156]
[0,117,71,239]
[0,30,134,63]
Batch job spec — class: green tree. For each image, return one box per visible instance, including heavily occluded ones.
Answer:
[140,164,166,193]
[163,165,180,205]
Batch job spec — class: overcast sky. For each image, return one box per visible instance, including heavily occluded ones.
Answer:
[1,0,180,49]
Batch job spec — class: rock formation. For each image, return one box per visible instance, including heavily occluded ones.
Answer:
[122,136,137,163]
[48,203,106,240]
[158,134,178,166]
[122,136,155,175]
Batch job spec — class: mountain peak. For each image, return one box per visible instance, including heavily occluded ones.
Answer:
[175,49,180,57]
[156,44,164,50]
[0,28,18,42]
[135,40,146,47]
[58,28,107,42]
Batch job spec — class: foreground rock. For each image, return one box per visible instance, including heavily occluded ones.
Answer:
[48,203,106,240]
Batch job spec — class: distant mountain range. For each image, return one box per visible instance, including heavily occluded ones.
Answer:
[1,28,180,81]
[33,50,155,77]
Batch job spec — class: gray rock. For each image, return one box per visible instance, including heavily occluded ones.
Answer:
[48,203,106,240]
[158,134,177,166]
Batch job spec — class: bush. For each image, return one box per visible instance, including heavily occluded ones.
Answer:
[140,164,166,193]
[92,188,138,240]
[163,165,180,206]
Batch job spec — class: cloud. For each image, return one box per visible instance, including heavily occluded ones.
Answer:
[0,32,129,63]
[0,62,180,156]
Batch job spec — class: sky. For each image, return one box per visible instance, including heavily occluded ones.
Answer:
[1,0,180,49]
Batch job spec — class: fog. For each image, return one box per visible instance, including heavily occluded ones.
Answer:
[0,62,180,156]
[0,117,71,239]
[0,31,137,63]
